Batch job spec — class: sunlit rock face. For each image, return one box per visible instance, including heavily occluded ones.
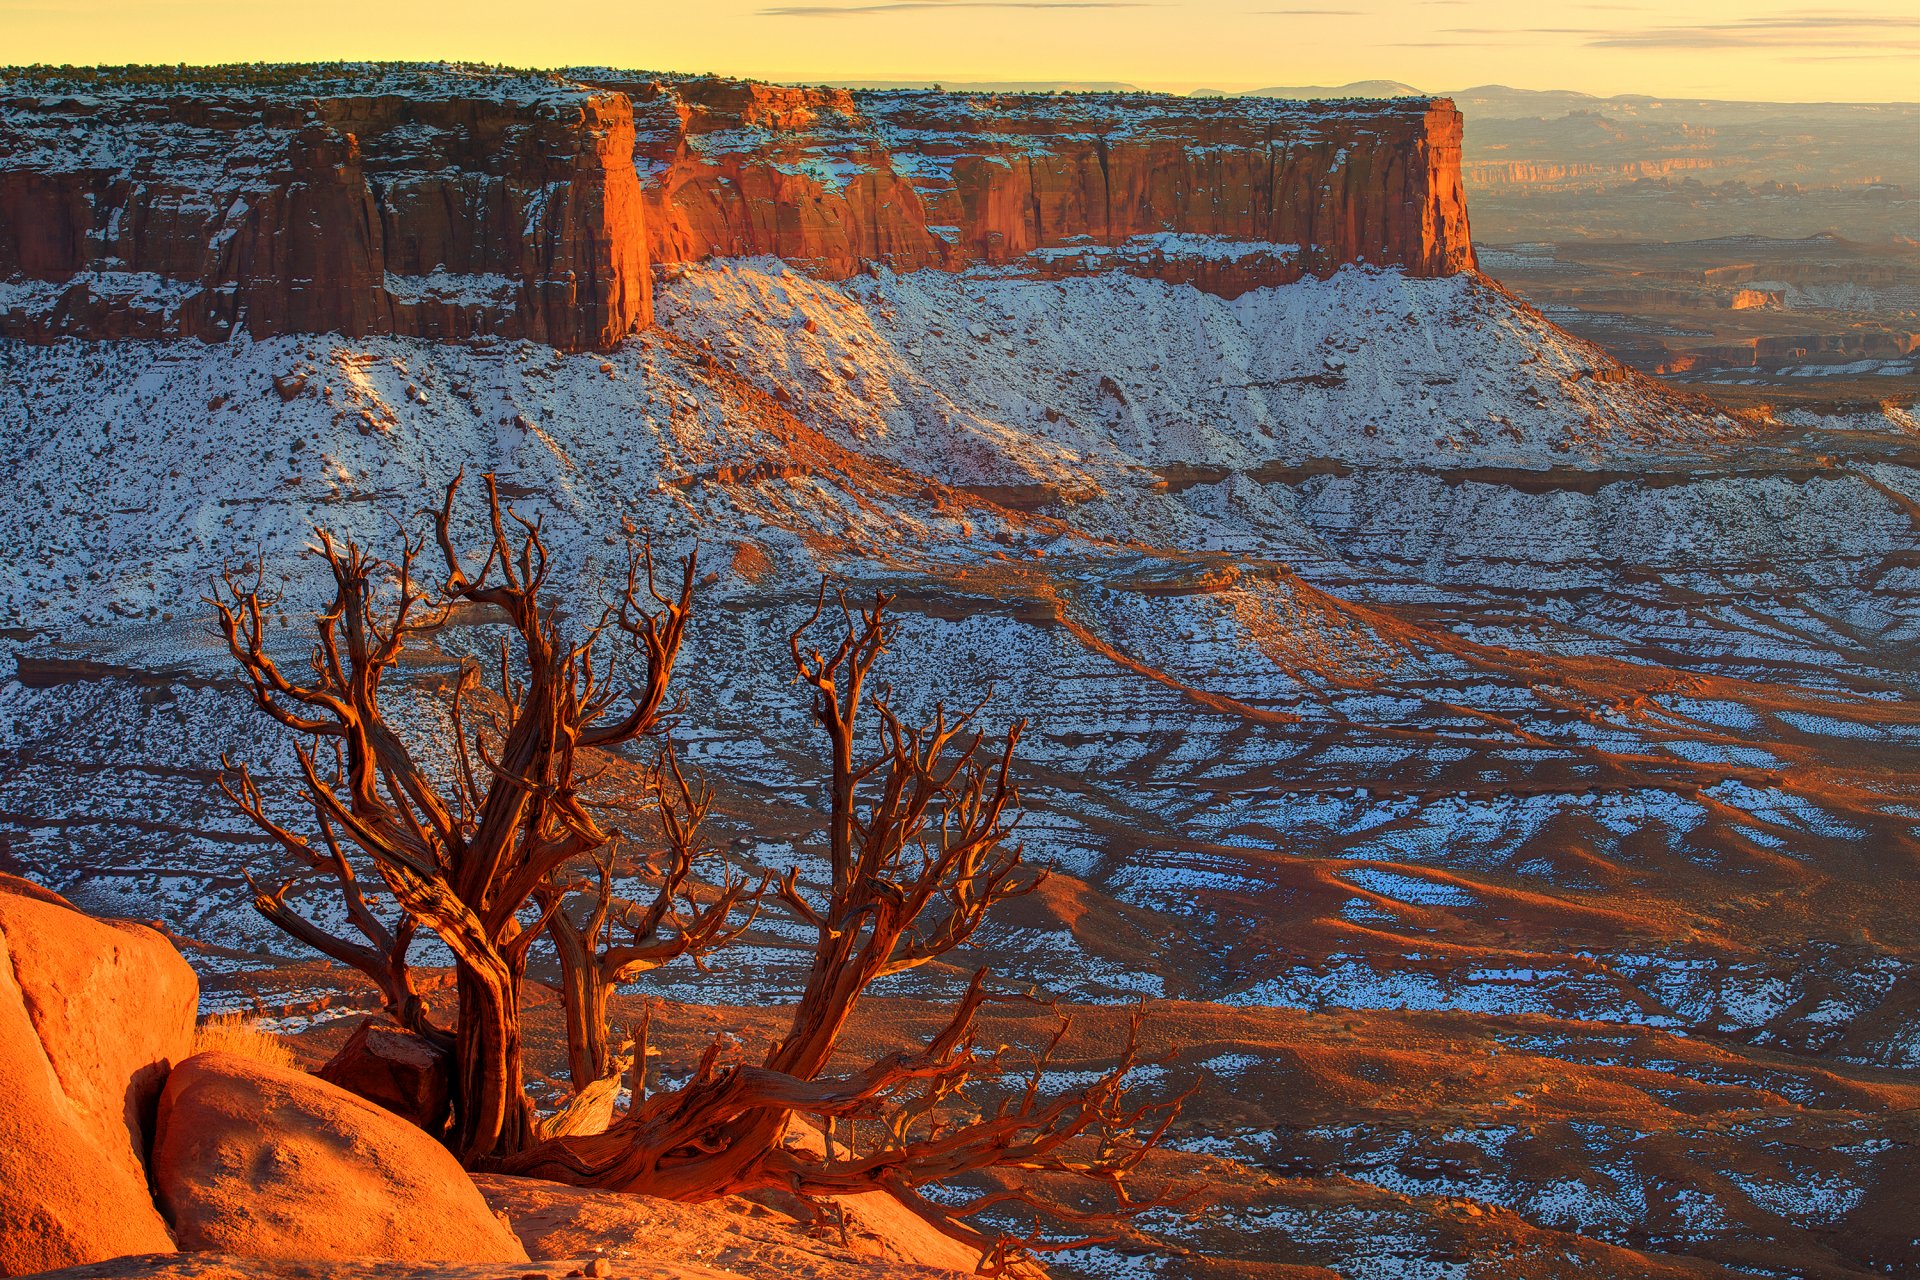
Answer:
[0,881,196,1277]
[611,73,1474,292]
[153,1053,529,1262]
[0,65,1473,352]
[0,66,649,349]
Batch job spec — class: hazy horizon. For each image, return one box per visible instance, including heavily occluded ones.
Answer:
[4,0,1919,104]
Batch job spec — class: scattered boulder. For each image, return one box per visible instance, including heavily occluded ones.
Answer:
[0,877,197,1276]
[315,1017,450,1133]
[153,1052,527,1263]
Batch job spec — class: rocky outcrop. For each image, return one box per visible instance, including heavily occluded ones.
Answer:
[1462,157,1720,187]
[0,877,198,1276]
[23,1256,748,1280]
[0,65,1474,349]
[612,75,1473,293]
[315,1017,451,1133]
[0,66,648,349]
[152,1052,528,1263]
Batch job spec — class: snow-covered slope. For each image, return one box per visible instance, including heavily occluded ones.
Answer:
[658,261,1745,476]
[0,262,1747,631]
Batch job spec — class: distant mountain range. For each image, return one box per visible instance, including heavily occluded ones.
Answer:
[1190,79,1420,101]
[834,78,1917,120]
[828,79,1146,94]
[1238,82,1920,118]
[1209,83,1661,119]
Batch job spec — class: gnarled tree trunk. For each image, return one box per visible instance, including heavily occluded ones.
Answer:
[217,479,1189,1260]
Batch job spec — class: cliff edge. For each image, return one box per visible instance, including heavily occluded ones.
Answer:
[0,64,1474,350]
[617,74,1473,293]
[0,65,648,349]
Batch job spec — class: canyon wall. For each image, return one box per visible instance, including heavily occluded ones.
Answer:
[613,76,1473,293]
[0,66,1475,349]
[0,67,648,349]
[1463,157,1721,187]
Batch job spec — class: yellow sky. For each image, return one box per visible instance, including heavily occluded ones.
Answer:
[4,0,1918,101]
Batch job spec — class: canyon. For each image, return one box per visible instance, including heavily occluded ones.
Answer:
[4,63,1920,1280]
[0,65,1473,348]
[1178,79,1920,410]
[1445,89,1920,410]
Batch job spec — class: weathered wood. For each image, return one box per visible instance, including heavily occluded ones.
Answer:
[215,480,1186,1260]
[214,471,698,1163]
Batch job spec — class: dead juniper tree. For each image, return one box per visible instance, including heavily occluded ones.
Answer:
[215,475,1187,1256]
[214,471,720,1162]
[502,587,1189,1255]
[537,751,762,1104]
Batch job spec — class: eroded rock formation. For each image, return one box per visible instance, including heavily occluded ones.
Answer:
[0,66,648,348]
[0,65,1474,349]
[615,75,1474,292]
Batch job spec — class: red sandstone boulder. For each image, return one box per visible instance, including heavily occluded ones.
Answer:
[0,877,198,1276]
[152,1052,528,1263]
[315,1017,451,1133]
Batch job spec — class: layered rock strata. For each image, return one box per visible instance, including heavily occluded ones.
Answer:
[615,75,1474,291]
[0,65,1474,348]
[0,66,647,348]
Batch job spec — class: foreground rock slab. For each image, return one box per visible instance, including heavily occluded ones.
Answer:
[24,1255,746,1280]
[153,1052,528,1263]
[476,1174,983,1280]
[0,877,197,1276]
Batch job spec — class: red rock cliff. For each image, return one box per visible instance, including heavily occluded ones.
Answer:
[0,66,1475,348]
[603,76,1474,294]
[0,66,648,349]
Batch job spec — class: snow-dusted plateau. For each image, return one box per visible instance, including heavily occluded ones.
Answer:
[6,256,1920,1278]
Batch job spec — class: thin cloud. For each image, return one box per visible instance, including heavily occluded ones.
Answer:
[764,0,1150,12]
[1444,9,1920,52]
[1785,49,1920,60]
[1590,29,1920,50]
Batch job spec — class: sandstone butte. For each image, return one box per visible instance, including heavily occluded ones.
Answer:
[0,65,1474,351]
